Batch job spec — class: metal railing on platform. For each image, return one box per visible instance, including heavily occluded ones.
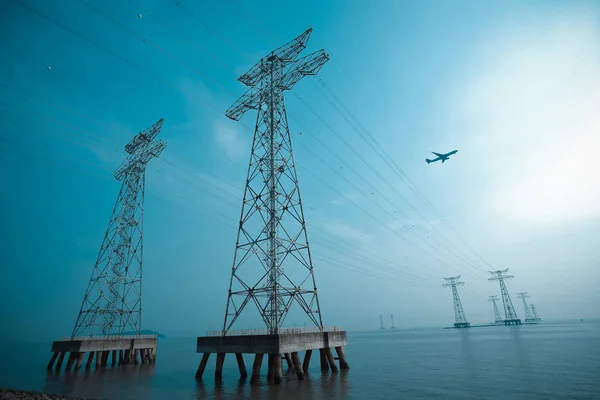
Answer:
[205,326,342,337]
[61,334,158,341]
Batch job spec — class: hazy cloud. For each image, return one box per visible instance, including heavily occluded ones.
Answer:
[214,120,248,160]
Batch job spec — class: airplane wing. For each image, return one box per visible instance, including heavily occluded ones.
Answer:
[432,152,444,157]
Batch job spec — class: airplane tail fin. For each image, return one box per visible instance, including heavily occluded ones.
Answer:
[426,159,432,164]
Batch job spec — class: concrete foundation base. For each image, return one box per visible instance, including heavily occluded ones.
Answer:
[503,319,522,325]
[47,336,157,372]
[453,322,471,328]
[195,330,348,384]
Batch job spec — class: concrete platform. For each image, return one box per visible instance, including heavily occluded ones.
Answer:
[195,329,349,383]
[47,335,157,372]
[196,330,346,354]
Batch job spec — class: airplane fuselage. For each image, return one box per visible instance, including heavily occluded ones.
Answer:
[426,150,458,164]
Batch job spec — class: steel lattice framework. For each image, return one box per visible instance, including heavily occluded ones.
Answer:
[517,292,536,322]
[71,119,166,338]
[488,269,519,322]
[530,304,541,321]
[488,295,503,323]
[443,275,469,326]
[222,29,329,334]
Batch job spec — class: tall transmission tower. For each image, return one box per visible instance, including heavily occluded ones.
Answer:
[442,275,470,328]
[71,119,167,337]
[530,304,542,321]
[380,315,385,330]
[488,295,503,324]
[221,28,329,334]
[517,292,540,322]
[390,314,396,329]
[488,269,521,325]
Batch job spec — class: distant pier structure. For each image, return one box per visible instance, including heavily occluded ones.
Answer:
[488,269,521,325]
[443,275,470,328]
[47,119,167,372]
[380,315,385,330]
[194,29,348,384]
[390,314,396,329]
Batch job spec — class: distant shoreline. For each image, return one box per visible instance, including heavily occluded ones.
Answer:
[0,388,96,399]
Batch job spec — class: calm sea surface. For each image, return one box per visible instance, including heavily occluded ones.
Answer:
[1,321,599,399]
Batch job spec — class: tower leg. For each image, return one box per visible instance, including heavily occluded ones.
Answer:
[235,353,247,379]
[215,353,226,381]
[195,353,211,379]
[55,352,66,371]
[291,352,304,380]
[251,353,263,382]
[75,352,85,370]
[273,353,282,384]
[335,346,349,370]
[85,352,95,370]
[302,349,312,374]
[319,349,329,371]
[325,348,338,372]
[47,352,59,370]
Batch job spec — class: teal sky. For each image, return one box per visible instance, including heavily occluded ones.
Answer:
[1,0,599,342]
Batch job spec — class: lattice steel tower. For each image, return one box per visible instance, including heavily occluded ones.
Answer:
[488,269,521,325]
[517,292,536,322]
[530,304,541,321]
[221,29,329,334]
[71,119,167,337]
[443,275,470,328]
[488,295,503,324]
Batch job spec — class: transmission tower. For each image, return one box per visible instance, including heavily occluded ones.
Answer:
[488,295,503,324]
[221,28,329,334]
[488,269,521,325]
[390,314,396,329]
[380,315,385,330]
[71,119,167,337]
[530,304,542,321]
[516,292,535,322]
[442,275,470,328]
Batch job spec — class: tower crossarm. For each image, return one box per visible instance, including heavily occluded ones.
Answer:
[225,87,263,121]
[281,50,330,90]
[238,28,313,86]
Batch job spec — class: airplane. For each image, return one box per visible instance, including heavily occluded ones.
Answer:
[426,150,458,164]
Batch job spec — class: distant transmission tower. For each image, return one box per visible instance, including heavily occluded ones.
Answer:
[71,119,167,337]
[488,295,503,324]
[488,269,521,325]
[442,276,470,328]
[530,304,542,321]
[221,28,329,334]
[390,314,396,329]
[516,292,536,322]
[380,315,385,330]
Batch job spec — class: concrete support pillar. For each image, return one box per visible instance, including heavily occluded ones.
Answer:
[291,352,304,380]
[284,353,294,369]
[267,354,274,383]
[195,353,211,379]
[95,350,102,368]
[55,352,66,371]
[141,349,147,364]
[335,346,349,370]
[75,352,85,370]
[302,350,312,374]
[132,348,139,365]
[112,350,117,366]
[123,350,130,365]
[101,351,109,367]
[47,352,59,370]
[325,348,338,373]
[235,353,247,379]
[85,352,95,370]
[273,353,282,384]
[251,353,263,382]
[215,353,226,381]
[65,353,76,371]
[118,350,124,365]
[319,349,329,371]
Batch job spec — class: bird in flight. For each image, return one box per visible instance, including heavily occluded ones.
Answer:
[426,150,458,164]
